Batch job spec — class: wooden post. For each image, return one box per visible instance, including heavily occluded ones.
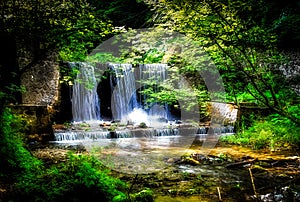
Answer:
[217,186,222,201]
[248,167,259,200]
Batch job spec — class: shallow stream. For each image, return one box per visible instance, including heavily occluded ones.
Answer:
[36,136,300,202]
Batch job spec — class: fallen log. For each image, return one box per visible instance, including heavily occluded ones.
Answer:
[225,159,256,168]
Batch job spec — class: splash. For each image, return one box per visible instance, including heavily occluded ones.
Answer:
[126,107,150,126]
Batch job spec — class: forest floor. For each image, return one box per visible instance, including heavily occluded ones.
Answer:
[29,142,300,202]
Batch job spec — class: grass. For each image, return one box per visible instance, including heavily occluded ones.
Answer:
[220,113,300,150]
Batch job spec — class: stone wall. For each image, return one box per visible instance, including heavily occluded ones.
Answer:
[210,102,238,125]
[15,51,61,138]
[279,51,300,95]
[21,51,60,105]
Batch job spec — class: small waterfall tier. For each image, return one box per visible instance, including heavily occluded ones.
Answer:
[53,125,235,142]
[138,64,169,120]
[109,63,170,123]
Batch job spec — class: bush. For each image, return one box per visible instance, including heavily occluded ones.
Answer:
[221,113,300,150]
[16,153,128,202]
[139,122,148,128]
[0,108,154,202]
[0,108,42,179]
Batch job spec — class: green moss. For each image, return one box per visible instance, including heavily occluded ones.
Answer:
[139,122,148,128]
[0,108,130,201]
[0,108,42,178]
[130,188,154,202]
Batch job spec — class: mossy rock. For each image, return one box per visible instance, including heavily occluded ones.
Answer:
[130,188,154,202]
[139,122,148,128]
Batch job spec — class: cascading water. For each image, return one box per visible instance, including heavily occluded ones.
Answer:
[56,62,236,142]
[70,62,100,122]
[109,63,138,121]
[69,62,171,125]
[108,63,171,125]
[53,125,235,141]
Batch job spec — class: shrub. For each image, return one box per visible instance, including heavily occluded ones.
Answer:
[17,153,128,201]
[221,113,300,150]
[139,122,148,128]
[0,108,42,179]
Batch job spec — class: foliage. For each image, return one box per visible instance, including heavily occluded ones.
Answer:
[1,0,115,62]
[0,84,26,110]
[0,108,42,179]
[130,188,154,202]
[88,0,153,29]
[87,28,214,119]
[139,49,165,64]
[221,111,300,150]
[87,53,123,63]
[0,108,151,202]
[0,0,117,108]
[139,122,148,128]
[257,0,300,49]
[16,153,128,201]
[144,0,300,125]
[59,64,81,86]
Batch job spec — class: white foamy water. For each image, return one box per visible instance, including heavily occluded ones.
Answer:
[126,108,150,126]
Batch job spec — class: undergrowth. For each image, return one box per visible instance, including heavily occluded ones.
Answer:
[221,113,300,150]
[16,153,128,202]
[0,108,42,179]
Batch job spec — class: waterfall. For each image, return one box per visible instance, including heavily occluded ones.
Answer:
[70,62,100,122]
[69,62,237,125]
[55,62,237,143]
[53,125,235,141]
[109,63,138,121]
[70,62,171,124]
[109,63,170,124]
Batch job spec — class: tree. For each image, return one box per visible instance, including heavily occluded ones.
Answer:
[144,0,300,125]
[0,0,115,108]
[87,0,154,29]
[252,0,300,50]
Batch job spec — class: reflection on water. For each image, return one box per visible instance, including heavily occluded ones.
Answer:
[82,135,198,174]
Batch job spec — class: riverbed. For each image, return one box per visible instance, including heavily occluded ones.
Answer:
[30,141,300,201]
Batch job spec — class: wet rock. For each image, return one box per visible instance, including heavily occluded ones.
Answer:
[52,124,67,131]
[163,175,181,182]
[181,156,200,165]
[166,157,180,163]
[28,134,42,142]
[258,186,300,202]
